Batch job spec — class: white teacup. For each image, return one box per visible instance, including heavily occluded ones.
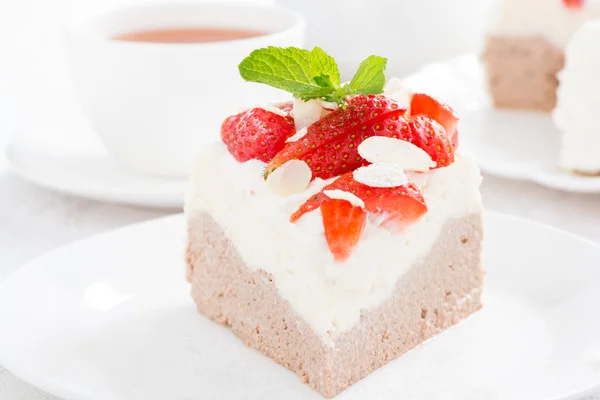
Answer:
[65,2,305,178]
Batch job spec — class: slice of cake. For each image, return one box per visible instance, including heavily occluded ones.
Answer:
[483,0,600,112]
[185,46,484,398]
[554,20,600,175]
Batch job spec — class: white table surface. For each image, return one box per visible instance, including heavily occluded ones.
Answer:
[1,133,600,399]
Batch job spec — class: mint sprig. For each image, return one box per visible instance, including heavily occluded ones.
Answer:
[238,46,387,105]
[348,55,388,95]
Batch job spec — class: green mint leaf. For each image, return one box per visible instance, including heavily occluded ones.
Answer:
[313,74,334,88]
[239,47,319,94]
[348,55,388,95]
[238,46,341,100]
[298,86,337,101]
[238,46,386,104]
[309,47,340,88]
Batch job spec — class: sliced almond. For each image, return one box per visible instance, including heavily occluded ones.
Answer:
[353,163,408,188]
[358,136,435,172]
[384,77,413,111]
[266,160,312,196]
[258,104,289,118]
[234,102,290,116]
[323,189,365,208]
[291,98,323,131]
[318,99,340,110]
[286,127,308,143]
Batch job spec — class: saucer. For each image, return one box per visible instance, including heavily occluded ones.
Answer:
[403,54,600,193]
[6,129,186,209]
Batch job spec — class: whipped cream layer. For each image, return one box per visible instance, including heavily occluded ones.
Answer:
[488,0,600,49]
[185,143,482,343]
[554,20,600,173]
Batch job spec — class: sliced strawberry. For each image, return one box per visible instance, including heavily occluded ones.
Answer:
[299,113,413,178]
[410,93,459,148]
[221,105,295,163]
[405,115,455,167]
[295,113,453,171]
[291,172,427,230]
[563,0,583,9]
[264,95,406,180]
[320,198,367,262]
[277,102,293,113]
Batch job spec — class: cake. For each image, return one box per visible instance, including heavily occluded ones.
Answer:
[483,0,600,112]
[185,46,484,398]
[554,20,600,175]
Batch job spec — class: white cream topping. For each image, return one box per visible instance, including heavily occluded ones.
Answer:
[554,20,600,173]
[358,136,436,172]
[353,163,409,188]
[185,143,482,343]
[488,0,600,49]
[323,189,365,208]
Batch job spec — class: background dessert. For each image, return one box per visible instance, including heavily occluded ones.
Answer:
[554,20,600,175]
[483,0,600,111]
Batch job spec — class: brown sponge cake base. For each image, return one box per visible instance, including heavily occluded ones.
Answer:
[483,35,564,112]
[186,212,484,398]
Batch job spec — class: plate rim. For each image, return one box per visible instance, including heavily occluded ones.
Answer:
[1,211,600,400]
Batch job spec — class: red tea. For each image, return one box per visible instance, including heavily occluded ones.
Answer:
[112,27,267,44]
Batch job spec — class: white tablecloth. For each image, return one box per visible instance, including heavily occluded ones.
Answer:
[1,136,600,398]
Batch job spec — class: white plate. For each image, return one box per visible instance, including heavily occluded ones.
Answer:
[1,213,600,399]
[6,131,186,209]
[403,54,600,193]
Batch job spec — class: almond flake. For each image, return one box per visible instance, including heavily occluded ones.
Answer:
[291,98,323,131]
[358,136,435,172]
[286,127,308,143]
[258,104,288,118]
[353,163,408,188]
[323,189,365,208]
[318,99,340,110]
[384,77,413,111]
[266,160,312,196]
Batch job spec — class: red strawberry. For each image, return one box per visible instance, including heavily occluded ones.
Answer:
[221,105,295,163]
[405,115,455,167]
[291,172,427,230]
[563,0,583,9]
[410,93,459,148]
[288,112,453,172]
[320,198,367,262]
[297,113,415,178]
[264,95,407,180]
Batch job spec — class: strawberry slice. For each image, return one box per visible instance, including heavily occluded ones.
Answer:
[293,113,453,171]
[320,198,367,262]
[405,115,455,167]
[264,95,406,180]
[221,105,295,163]
[291,172,427,230]
[410,93,459,148]
[563,0,583,9]
[264,94,455,180]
